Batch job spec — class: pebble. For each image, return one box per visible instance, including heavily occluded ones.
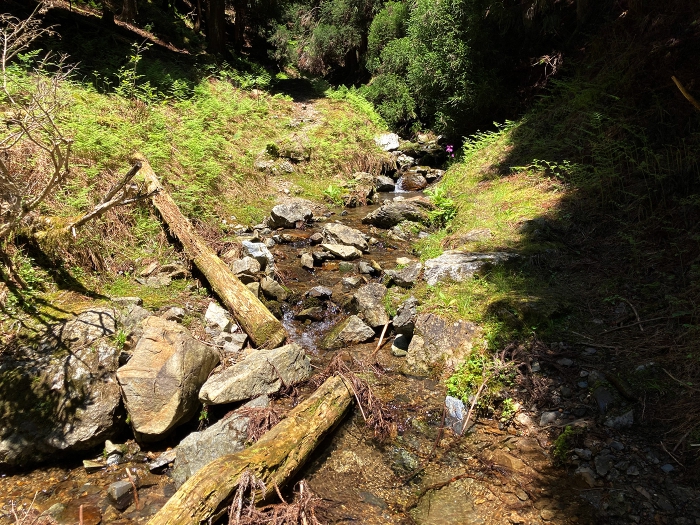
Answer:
[661,463,675,473]
[557,358,574,366]
[626,465,640,476]
[577,381,589,389]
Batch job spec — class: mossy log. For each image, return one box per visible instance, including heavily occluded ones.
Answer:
[138,155,286,348]
[147,374,353,525]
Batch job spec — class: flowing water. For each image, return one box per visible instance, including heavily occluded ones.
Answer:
[0,190,597,525]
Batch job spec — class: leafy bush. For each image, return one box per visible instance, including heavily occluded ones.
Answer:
[366,2,409,69]
[361,74,415,129]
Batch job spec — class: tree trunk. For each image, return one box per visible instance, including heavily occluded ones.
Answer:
[206,0,226,54]
[147,375,353,525]
[138,155,287,349]
[121,0,138,21]
[231,0,246,50]
[194,0,203,32]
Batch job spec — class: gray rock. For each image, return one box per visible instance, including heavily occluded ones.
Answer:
[574,466,597,487]
[265,238,275,248]
[161,307,185,322]
[214,332,248,353]
[661,463,675,473]
[260,277,289,302]
[594,454,615,476]
[321,243,362,260]
[574,448,592,460]
[391,334,410,357]
[0,308,122,466]
[269,202,313,228]
[148,448,177,471]
[361,198,434,229]
[172,396,269,487]
[385,261,422,288]
[83,460,103,473]
[444,396,466,435]
[593,386,615,414]
[321,315,375,350]
[626,465,639,476]
[312,250,333,262]
[199,344,311,404]
[111,296,143,307]
[540,411,560,426]
[117,317,219,439]
[301,252,314,270]
[375,175,395,192]
[136,274,172,288]
[393,297,418,337]
[232,256,261,276]
[423,251,515,286]
[404,314,478,376]
[391,447,419,474]
[108,480,133,510]
[307,285,333,299]
[241,241,275,270]
[205,302,233,332]
[322,223,369,252]
[338,261,356,273]
[358,261,375,274]
[396,153,415,170]
[117,303,152,334]
[342,277,361,291]
[246,282,260,298]
[375,133,400,151]
[353,283,389,329]
[557,358,574,366]
[309,232,324,244]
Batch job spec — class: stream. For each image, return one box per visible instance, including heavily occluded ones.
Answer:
[2,188,601,525]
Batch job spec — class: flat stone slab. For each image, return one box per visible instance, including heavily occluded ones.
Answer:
[423,251,515,286]
[322,223,369,252]
[321,243,362,260]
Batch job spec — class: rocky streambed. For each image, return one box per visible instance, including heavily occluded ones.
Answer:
[2,135,700,524]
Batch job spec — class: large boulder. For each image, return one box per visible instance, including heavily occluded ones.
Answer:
[199,344,311,405]
[117,317,219,440]
[321,315,375,350]
[353,283,389,329]
[404,314,478,377]
[375,133,400,151]
[362,197,434,229]
[322,223,369,252]
[375,175,396,192]
[0,307,122,466]
[172,396,269,487]
[268,202,313,229]
[423,251,515,286]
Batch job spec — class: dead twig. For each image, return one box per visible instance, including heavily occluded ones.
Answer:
[672,76,700,112]
[124,468,140,510]
[600,317,667,334]
[371,321,390,363]
[662,368,700,393]
[660,441,684,467]
[460,373,491,435]
[620,297,643,332]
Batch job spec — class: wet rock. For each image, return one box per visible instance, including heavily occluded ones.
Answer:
[410,478,480,525]
[375,175,395,192]
[592,386,615,414]
[205,302,234,332]
[385,261,422,288]
[396,153,415,170]
[108,480,134,510]
[423,251,515,286]
[260,277,289,302]
[296,307,324,322]
[389,220,423,241]
[241,241,275,270]
[172,396,269,487]
[425,168,445,182]
[399,170,428,191]
[321,315,375,350]
[117,317,219,440]
[338,261,356,272]
[404,314,478,376]
[390,447,420,474]
[148,449,177,471]
[358,261,375,274]
[312,250,333,263]
[322,223,369,252]
[83,459,104,473]
[161,307,185,322]
[393,297,418,336]
[375,133,400,151]
[321,243,362,260]
[344,173,376,207]
[309,232,323,244]
[361,197,433,229]
[300,252,314,270]
[445,395,466,435]
[353,283,389,329]
[0,308,122,466]
[391,334,410,357]
[604,409,634,429]
[307,285,333,299]
[199,344,311,404]
[268,202,313,228]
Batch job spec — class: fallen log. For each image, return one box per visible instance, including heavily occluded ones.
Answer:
[147,374,353,524]
[138,155,286,348]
